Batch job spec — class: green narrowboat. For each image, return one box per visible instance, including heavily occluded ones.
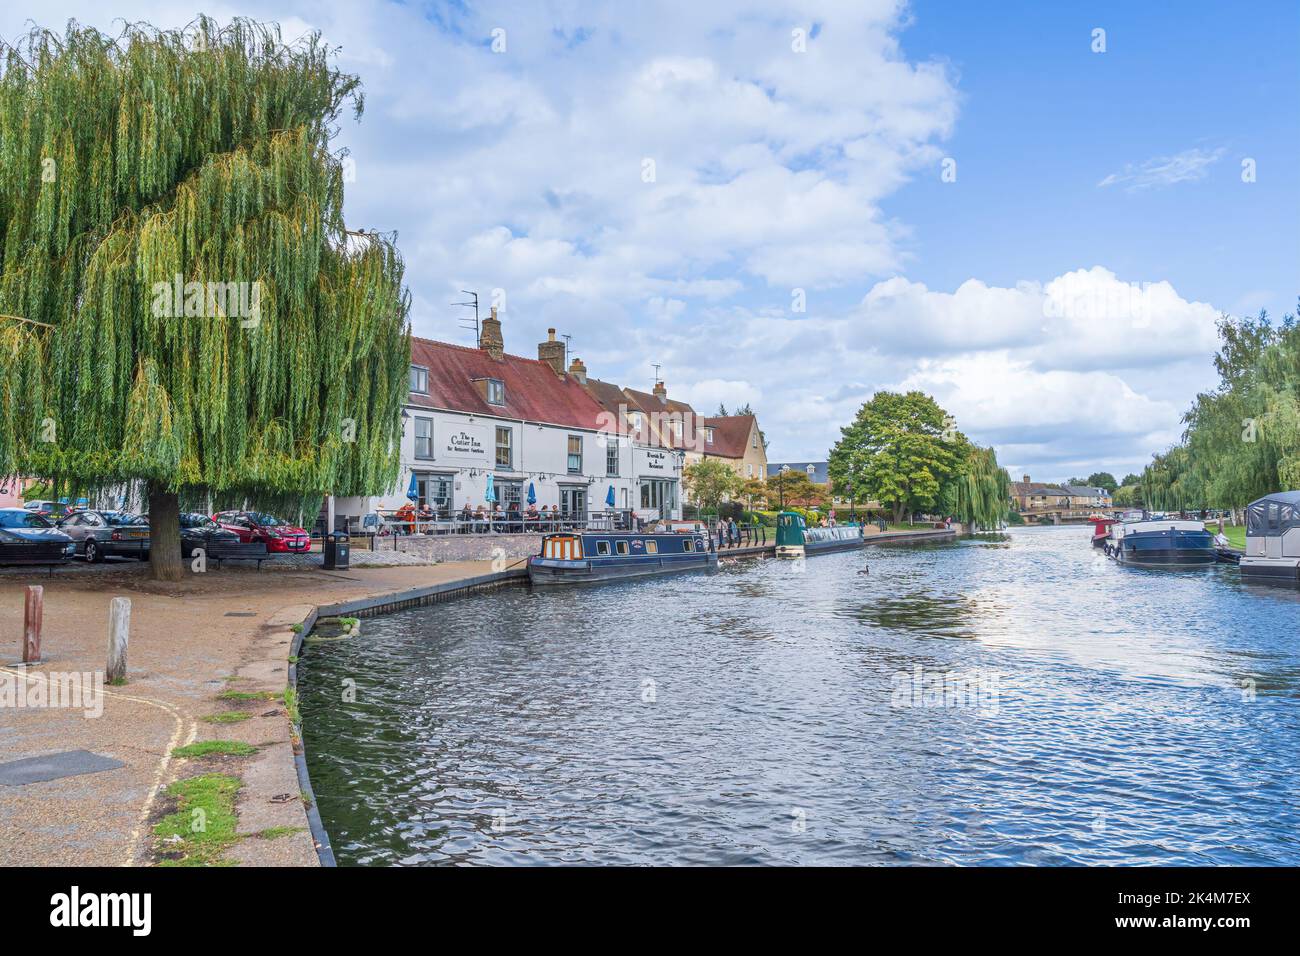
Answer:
[774,512,865,558]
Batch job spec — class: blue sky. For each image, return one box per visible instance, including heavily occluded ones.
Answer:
[5,1,1297,483]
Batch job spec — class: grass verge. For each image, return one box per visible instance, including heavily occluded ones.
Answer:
[154,773,241,866]
[202,711,252,724]
[172,740,256,758]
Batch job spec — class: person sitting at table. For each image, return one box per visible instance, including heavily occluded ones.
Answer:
[524,503,539,526]
[539,504,553,528]
[393,501,417,534]
[505,503,523,532]
[473,504,488,532]
[458,502,473,533]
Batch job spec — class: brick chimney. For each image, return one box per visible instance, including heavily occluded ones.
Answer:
[538,327,565,375]
[480,306,504,360]
[568,356,587,384]
[1022,474,1031,484]
[652,380,667,402]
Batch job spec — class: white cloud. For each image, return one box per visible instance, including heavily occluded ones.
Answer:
[1097,146,1227,191]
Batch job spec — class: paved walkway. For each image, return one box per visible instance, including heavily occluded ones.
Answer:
[0,560,509,867]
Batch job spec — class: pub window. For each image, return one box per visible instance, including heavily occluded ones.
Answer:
[414,417,433,459]
[496,426,512,468]
[410,365,428,394]
[567,435,582,473]
[606,439,619,476]
[616,540,629,555]
[486,379,505,405]
[596,540,611,556]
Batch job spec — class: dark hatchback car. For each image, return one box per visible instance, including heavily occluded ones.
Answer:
[177,513,240,557]
[57,510,151,562]
[0,508,76,563]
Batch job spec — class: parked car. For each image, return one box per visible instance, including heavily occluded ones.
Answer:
[213,511,310,553]
[22,500,55,512]
[0,508,75,563]
[57,510,151,562]
[177,513,240,557]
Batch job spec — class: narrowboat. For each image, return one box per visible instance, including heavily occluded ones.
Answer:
[775,512,865,558]
[527,530,718,586]
[1102,517,1215,568]
[1089,515,1117,547]
[1240,491,1300,585]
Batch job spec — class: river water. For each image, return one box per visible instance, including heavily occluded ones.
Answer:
[300,527,1300,865]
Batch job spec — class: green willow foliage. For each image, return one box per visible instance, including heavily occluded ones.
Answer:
[0,17,410,512]
[948,444,1011,531]
[1142,308,1299,511]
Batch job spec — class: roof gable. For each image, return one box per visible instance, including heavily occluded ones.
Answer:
[408,337,611,431]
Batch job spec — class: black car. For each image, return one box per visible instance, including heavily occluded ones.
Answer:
[0,508,76,564]
[177,513,240,558]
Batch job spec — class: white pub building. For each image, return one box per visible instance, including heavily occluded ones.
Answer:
[348,310,684,525]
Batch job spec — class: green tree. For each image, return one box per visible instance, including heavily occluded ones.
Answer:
[683,457,743,515]
[1085,472,1118,493]
[1120,474,1142,488]
[947,445,1011,530]
[829,391,963,524]
[0,18,410,580]
[765,468,820,508]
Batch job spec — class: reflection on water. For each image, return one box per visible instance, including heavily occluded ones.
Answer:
[301,526,1300,865]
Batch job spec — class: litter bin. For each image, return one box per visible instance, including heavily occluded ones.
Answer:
[323,531,350,570]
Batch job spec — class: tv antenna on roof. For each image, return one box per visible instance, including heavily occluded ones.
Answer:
[561,333,573,368]
[652,363,662,385]
[453,290,480,345]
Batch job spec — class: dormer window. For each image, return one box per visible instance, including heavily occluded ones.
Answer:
[806,464,815,476]
[704,426,715,444]
[486,379,505,405]
[410,365,429,394]
[630,411,644,432]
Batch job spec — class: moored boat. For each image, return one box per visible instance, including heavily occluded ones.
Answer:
[1089,515,1117,547]
[1103,517,1215,568]
[527,530,717,586]
[1239,491,1300,585]
[775,511,864,558]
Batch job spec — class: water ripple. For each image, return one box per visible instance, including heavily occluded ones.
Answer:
[302,527,1300,865]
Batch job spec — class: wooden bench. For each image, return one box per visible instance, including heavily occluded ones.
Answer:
[202,541,278,569]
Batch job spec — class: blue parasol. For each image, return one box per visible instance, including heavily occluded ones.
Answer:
[485,473,496,503]
[606,485,616,507]
[405,473,419,501]
[526,482,536,505]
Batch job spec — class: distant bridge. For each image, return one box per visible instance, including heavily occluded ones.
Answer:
[1015,506,1120,525]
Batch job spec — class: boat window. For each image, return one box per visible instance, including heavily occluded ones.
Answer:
[616,540,629,555]
[683,539,694,552]
[646,540,657,554]
[596,540,610,556]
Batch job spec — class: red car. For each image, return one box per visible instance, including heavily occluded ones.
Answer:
[212,511,311,553]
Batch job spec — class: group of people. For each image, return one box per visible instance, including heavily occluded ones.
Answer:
[455,502,578,533]
[716,517,745,548]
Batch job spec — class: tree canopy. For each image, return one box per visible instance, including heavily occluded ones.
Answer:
[828,390,1009,528]
[683,457,743,514]
[0,17,410,577]
[1137,306,1299,512]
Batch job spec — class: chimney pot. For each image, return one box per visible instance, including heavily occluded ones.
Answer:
[568,356,587,385]
[652,381,667,401]
[537,327,566,375]
[479,306,504,360]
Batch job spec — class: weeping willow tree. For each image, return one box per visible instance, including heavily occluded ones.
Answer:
[0,17,410,579]
[947,444,1011,531]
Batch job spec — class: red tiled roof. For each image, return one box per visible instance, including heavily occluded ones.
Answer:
[621,387,699,449]
[408,337,612,431]
[702,414,756,459]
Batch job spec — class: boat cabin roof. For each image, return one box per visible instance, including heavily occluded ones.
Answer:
[1247,492,1300,537]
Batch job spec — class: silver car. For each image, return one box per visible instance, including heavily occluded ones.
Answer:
[57,510,151,562]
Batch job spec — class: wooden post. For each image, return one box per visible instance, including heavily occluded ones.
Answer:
[22,585,42,663]
[106,597,130,684]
